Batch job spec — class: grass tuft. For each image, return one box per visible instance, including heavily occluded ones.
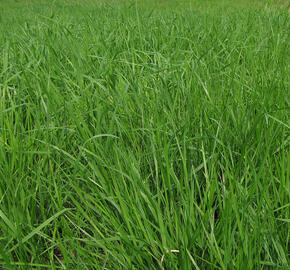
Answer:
[0,0,289,269]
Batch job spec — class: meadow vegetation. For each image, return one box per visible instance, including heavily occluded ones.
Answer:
[0,0,289,269]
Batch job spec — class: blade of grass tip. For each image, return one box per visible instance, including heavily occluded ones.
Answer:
[200,122,209,184]
[273,203,290,212]
[0,103,28,114]
[267,114,290,129]
[34,139,78,162]
[9,208,70,253]
[0,209,16,234]
[200,220,225,269]
[193,253,222,269]
[83,134,118,146]
[271,237,288,266]
[0,210,16,233]
[186,249,200,270]
[276,218,290,223]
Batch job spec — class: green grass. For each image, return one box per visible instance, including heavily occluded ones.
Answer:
[0,0,289,269]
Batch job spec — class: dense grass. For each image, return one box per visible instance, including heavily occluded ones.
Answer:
[0,0,289,269]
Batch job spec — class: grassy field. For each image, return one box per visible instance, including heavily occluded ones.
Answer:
[0,0,289,269]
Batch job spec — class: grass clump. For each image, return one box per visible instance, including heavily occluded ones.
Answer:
[0,0,289,269]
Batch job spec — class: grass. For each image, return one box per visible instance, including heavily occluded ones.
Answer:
[0,0,289,269]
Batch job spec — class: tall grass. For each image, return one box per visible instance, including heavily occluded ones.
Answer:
[0,0,289,269]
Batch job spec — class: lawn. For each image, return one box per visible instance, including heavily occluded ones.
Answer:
[0,0,289,269]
